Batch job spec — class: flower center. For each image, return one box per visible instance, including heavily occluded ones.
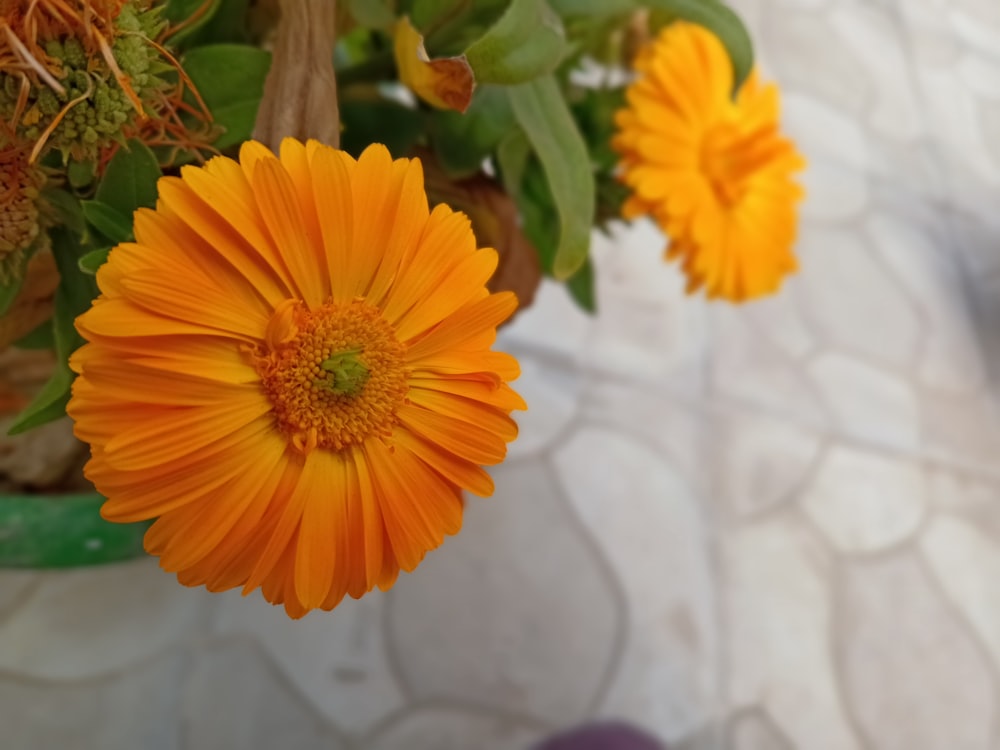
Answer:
[253,299,408,454]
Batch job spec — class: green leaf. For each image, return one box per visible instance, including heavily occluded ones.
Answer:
[348,0,396,28]
[81,201,133,244]
[164,0,249,49]
[566,255,596,313]
[9,228,97,435]
[67,159,96,189]
[182,44,272,149]
[78,247,112,276]
[496,127,531,200]
[163,0,222,48]
[465,0,569,84]
[549,0,753,91]
[0,252,32,316]
[42,189,85,235]
[340,96,424,159]
[13,319,54,350]
[430,85,514,177]
[507,75,594,280]
[95,139,162,219]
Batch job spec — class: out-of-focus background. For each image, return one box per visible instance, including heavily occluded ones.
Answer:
[5,0,1000,747]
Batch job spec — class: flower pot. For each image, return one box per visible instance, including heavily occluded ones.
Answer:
[0,492,149,568]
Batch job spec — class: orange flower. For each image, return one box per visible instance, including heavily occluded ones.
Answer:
[68,140,525,618]
[613,22,805,302]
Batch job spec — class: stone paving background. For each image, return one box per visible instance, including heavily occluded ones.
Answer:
[5,0,1000,748]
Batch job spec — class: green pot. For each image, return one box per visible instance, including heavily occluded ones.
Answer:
[0,492,149,568]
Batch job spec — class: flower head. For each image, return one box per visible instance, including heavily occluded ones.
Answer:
[0,143,45,281]
[612,22,805,302]
[0,1,183,162]
[67,139,525,618]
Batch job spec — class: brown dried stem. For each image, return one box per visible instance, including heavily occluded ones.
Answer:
[253,0,340,150]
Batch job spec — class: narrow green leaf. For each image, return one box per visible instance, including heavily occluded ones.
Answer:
[548,0,634,14]
[566,256,596,313]
[182,44,272,149]
[496,128,531,200]
[465,0,569,84]
[9,228,96,435]
[0,252,31,315]
[78,247,112,275]
[507,75,594,280]
[95,139,162,218]
[81,201,133,244]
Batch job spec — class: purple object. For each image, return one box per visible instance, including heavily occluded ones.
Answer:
[535,722,665,750]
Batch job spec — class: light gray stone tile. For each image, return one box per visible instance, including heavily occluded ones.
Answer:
[808,353,920,452]
[212,588,404,736]
[386,459,620,727]
[0,571,40,622]
[366,707,545,750]
[725,518,861,750]
[504,356,583,461]
[795,224,922,371]
[0,560,207,681]
[0,650,183,750]
[553,429,719,743]
[712,408,823,519]
[840,555,995,750]
[180,637,342,750]
[801,445,926,554]
[728,709,795,750]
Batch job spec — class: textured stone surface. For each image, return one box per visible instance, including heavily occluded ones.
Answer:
[801,446,925,554]
[387,459,619,727]
[0,560,206,680]
[366,708,544,750]
[713,409,823,518]
[808,352,919,451]
[554,429,718,743]
[840,556,995,750]
[180,638,342,750]
[0,651,183,750]
[212,589,404,735]
[725,519,861,750]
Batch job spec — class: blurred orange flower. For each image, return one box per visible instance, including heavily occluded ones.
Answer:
[613,21,805,302]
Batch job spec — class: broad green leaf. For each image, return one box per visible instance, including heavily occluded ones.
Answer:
[78,248,112,276]
[465,0,569,84]
[496,128,531,200]
[549,0,753,91]
[163,0,222,47]
[507,75,594,279]
[8,228,96,435]
[182,44,272,149]
[430,86,514,177]
[81,201,133,244]
[95,139,162,218]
